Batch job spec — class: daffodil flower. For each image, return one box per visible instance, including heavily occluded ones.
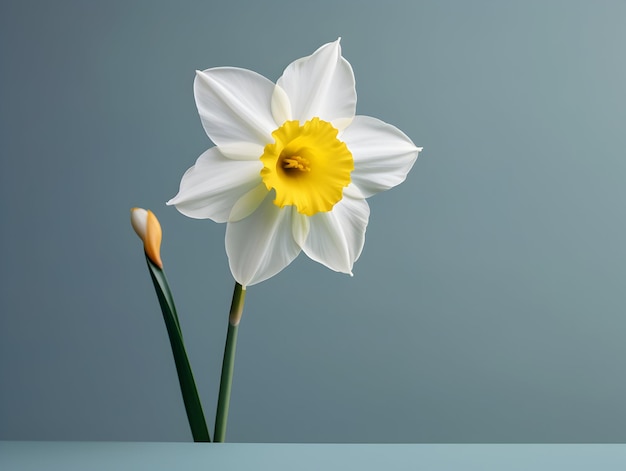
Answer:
[168,39,422,287]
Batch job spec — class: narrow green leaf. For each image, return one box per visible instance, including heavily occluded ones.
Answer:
[146,257,182,335]
[146,255,211,442]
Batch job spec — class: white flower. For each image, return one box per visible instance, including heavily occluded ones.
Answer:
[168,39,422,287]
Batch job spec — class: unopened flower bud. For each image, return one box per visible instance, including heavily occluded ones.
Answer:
[130,207,163,268]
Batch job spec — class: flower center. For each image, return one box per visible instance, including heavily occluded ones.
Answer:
[282,155,311,172]
[260,118,353,216]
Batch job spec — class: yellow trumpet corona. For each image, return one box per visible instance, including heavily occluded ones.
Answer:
[130,207,163,268]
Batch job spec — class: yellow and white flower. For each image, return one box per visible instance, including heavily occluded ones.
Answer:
[168,40,422,287]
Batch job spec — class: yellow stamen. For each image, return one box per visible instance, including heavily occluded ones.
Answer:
[282,156,311,172]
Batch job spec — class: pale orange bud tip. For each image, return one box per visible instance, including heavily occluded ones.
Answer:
[130,207,163,268]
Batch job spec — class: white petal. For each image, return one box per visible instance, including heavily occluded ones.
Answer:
[167,147,262,223]
[226,192,301,287]
[276,39,356,128]
[217,142,266,161]
[194,67,278,148]
[130,208,148,240]
[270,84,292,125]
[302,185,370,275]
[229,183,268,222]
[341,116,422,197]
[291,211,310,247]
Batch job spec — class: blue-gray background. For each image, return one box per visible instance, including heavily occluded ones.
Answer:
[1,0,625,443]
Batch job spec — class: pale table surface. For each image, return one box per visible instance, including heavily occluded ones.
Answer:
[2,442,626,470]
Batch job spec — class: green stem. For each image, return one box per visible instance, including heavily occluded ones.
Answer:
[146,255,211,442]
[214,282,246,442]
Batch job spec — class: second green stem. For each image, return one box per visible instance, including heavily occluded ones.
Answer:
[214,282,246,442]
